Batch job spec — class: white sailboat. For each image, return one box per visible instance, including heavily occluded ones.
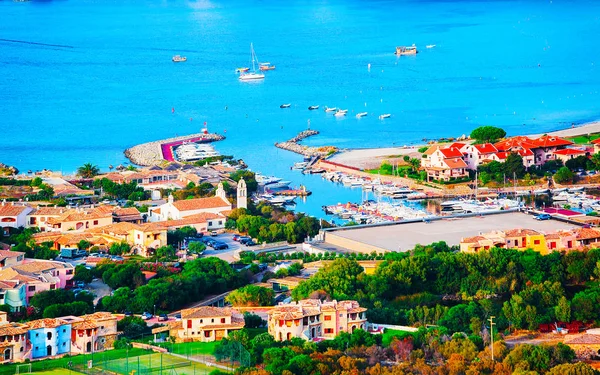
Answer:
[239,43,265,81]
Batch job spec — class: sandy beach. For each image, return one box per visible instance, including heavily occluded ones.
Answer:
[331,120,600,170]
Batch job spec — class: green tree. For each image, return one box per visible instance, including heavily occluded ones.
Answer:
[77,163,100,178]
[77,240,91,250]
[504,153,526,178]
[292,258,364,301]
[188,242,206,254]
[155,245,176,260]
[226,285,274,306]
[470,126,506,143]
[548,362,597,375]
[554,166,574,184]
[554,296,571,322]
[109,242,130,256]
[230,170,258,194]
[118,316,149,338]
[74,264,94,284]
[244,312,265,328]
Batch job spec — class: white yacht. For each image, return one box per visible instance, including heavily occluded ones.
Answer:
[324,107,337,112]
[356,112,368,118]
[239,43,265,81]
[379,114,391,120]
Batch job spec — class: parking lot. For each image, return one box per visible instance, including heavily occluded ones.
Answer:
[199,232,258,262]
[327,212,580,252]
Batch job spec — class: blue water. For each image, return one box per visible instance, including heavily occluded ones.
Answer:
[1,0,600,218]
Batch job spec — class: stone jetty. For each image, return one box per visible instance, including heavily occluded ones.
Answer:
[275,130,338,157]
[124,133,225,166]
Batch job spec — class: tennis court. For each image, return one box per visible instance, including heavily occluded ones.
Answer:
[93,352,220,375]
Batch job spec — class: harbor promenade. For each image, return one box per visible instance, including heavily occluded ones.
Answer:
[124,133,225,166]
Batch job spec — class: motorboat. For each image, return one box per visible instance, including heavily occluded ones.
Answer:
[324,107,337,112]
[172,55,187,62]
[334,110,347,117]
[235,67,250,73]
[239,43,265,81]
[280,103,291,108]
[379,114,391,120]
[395,45,417,55]
[568,186,585,193]
[533,189,550,195]
[426,44,436,49]
[292,162,309,170]
[356,112,368,118]
[259,62,276,71]
[308,105,319,110]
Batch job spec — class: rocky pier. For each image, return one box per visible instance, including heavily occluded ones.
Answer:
[124,133,225,166]
[275,130,337,157]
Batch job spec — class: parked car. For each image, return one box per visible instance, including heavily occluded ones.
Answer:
[244,240,257,247]
[210,230,218,236]
[239,237,253,245]
[534,213,552,221]
[158,314,169,322]
[232,234,241,241]
[141,312,153,320]
[75,281,85,288]
[124,311,133,317]
[212,242,229,250]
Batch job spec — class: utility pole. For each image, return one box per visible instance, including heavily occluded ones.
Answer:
[489,316,496,361]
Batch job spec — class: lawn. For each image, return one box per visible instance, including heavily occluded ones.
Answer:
[381,328,416,346]
[99,353,221,375]
[0,348,148,375]
[566,134,600,145]
[167,341,219,356]
[32,370,86,375]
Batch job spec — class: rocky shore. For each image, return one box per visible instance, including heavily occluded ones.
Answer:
[124,133,225,166]
[275,130,338,157]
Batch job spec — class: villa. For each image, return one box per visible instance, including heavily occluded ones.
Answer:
[422,146,469,182]
[61,312,118,354]
[268,299,367,342]
[148,183,232,222]
[0,260,74,302]
[28,318,71,360]
[152,306,245,343]
[0,202,33,235]
[0,312,29,364]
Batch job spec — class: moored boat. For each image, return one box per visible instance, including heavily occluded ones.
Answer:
[308,105,319,110]
[280,103,291,108]
[334,110,347,117]
[395,45,417,55]
[379,114,391,119]
[259,62,276,71]
[236,67,250,73]
[356,112,368,118]
[172,55,187,62]
[239,43,265,81]
[324,106,337,112]
[426,44,436,49]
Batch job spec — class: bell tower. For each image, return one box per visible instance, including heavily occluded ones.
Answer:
[237,178,247,209]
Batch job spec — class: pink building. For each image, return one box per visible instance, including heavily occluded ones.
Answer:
[0,260,74,302]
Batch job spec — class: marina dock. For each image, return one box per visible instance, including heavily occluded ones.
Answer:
[124,133,225,166]
[273,189,312,197]
[275,130,338,157]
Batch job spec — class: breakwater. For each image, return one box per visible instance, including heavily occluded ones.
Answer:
[275,130,338,157]
[124,133,225,166]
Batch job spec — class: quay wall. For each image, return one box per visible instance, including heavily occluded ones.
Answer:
[275,130,337,157]
[323,232,391,253]
[124,133,225,166]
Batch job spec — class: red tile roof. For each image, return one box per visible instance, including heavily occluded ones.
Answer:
[553,149,586,156]
[439,147,464,158]
[494,152,509,160]
[573,228,600,240]
[172,197,230,212]
[533,135,573,148]
[443,158,468,169]
[474,143,498,154]
[0,205,29,217]
[516,149,534,157]
[449,142,466,150]
[591,138,600,145]
[494,136,539,151]
[505,229,541,237]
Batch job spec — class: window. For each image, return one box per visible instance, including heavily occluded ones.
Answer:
[534,239,540,245]
[200,319,203,324]
[218,221,222,225]
[324,328,333,334]
[339,313,343,317]
[28,286,36,292]
[66,269,73,275]
[221,318,226,323]
[47,332,52,340]
[187,320,192,329]
[50,284,56,290]
[205,331,211,338]
[324,315,331,321]
[35,334,39,338]
[93,220,98,225]
[211,319,214,323]
[0,294,4,300]
[62,342,65,346]
[137,234,140,239]
[63,329,66,333]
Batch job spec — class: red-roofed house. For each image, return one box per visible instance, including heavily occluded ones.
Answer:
[0,203,33,235]
[591,138,600,153]
[552,148,587,164]
[461,143,499,169]
[423,147,469,182]
[148,182,231,222]
[494,135,573,167]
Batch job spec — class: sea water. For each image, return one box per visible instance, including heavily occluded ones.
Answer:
[1,0,599,218]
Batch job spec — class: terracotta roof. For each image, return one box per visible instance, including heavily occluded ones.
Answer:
[30,207,67,216]
[72,321,99,330]
[146,213,222,230]
[449,142,466,150]
[172,197,230,212]
[0,250,24,261]
[423,146,439,156]
[494,136,539,151]
[0,280,20,289]
[181,306,235,319]
[473,143,498,154]
[462,236,487,243]
[573,228,600,240]
[592,138,600,145]
[47,207,112,225]
[0,323,28,336]
[533,135,573,148]
[553,149,586,156]
[114,207,142,220]
[494,152,509,160]
[0,205,29,217]
[439,147,464,158]
[28,318,68,329]
[442,157,468,169]
[200,316,245,330]
[88,222,139,236]
[504,229,541,237]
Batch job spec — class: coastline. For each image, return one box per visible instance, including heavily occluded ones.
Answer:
[328,119,600,169]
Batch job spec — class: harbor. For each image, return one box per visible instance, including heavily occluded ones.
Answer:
[124,132,225,166]
[274,130,337,157]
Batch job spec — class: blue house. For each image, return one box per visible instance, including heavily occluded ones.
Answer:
[27,318,71,359]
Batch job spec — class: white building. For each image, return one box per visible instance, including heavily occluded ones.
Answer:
[0,203,33,235]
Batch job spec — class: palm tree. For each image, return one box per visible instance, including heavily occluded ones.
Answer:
[77,163,100,178]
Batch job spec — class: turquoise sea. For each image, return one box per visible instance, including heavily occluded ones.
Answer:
[1,0,600,217]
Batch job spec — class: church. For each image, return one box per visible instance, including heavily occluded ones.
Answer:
[148,178,248,224]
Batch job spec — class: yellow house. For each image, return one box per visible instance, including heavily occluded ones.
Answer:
[45,206,113,232]
[504,229,547,253]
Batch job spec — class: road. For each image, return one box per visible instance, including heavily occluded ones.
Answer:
[200,232,256,262]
